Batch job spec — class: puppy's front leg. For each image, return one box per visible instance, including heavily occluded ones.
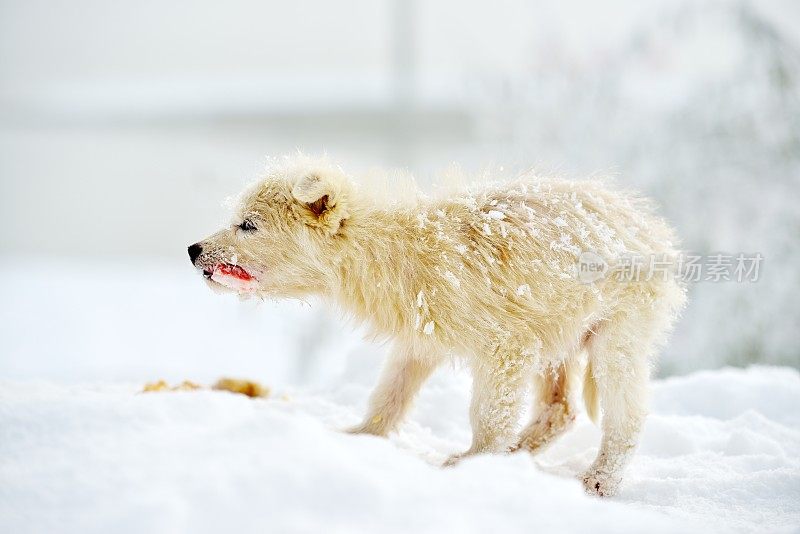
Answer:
[347,346,439,437]
[445,349,529,465]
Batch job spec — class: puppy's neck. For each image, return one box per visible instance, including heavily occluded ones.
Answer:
[329,204,425,335]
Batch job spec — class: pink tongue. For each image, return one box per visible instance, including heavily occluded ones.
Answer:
[215,264,253,281]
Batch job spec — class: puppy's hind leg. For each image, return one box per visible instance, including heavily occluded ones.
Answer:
[581,315,654,497]
[511,362,576,455]
[347,345,439,437]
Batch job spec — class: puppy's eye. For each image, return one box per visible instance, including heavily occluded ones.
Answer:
[238,219,257,232]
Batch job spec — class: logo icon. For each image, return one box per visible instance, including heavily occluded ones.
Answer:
[577,250,607,283]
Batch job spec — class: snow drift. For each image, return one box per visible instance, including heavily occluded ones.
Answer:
[1,366,798,533]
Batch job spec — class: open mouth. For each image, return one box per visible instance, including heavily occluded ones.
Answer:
[203,263,258,292]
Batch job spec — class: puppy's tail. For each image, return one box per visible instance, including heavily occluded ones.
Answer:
[583,360,600,425]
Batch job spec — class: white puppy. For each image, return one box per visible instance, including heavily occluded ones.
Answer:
[189,155,686,496]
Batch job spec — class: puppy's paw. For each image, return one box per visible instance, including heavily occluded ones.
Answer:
[442,448,485,467]
[343,419,388,437]
[507,441,528,455]
[444,443,515,467]
[442,452,465,467]
[581,470,621,497]
[509,436,534,454]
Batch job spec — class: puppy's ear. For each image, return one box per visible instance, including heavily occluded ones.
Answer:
[291,173,349,233]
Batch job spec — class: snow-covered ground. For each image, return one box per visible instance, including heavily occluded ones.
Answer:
[1,263,799,533]
[1,367,798,533]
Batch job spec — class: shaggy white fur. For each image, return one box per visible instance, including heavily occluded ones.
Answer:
[190,154,687,496]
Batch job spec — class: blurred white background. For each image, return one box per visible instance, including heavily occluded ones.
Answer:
[1,0,799,384]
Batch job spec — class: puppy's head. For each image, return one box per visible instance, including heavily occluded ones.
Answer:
[188,156,352,298]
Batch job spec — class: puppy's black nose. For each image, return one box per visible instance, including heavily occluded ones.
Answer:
[188,243,203,264]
